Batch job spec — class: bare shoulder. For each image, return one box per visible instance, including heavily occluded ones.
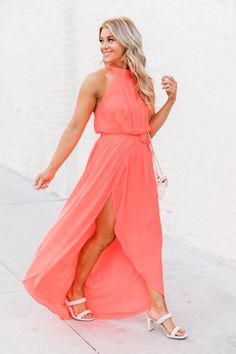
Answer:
[67,67,109,131]
[82,67,108,97]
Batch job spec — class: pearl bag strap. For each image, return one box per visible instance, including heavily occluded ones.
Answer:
[147,132,164,177]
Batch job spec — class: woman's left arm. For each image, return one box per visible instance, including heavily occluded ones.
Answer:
[149,74,178,138]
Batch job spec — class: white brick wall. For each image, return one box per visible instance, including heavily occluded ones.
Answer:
[0,0,235,262]
[0,0,84,197]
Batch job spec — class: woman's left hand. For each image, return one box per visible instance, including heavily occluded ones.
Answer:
[161,75,177,102]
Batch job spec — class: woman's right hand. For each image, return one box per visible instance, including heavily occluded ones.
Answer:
[33,167,57,190]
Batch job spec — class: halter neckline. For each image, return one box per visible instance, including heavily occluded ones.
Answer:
[106,63,132,77]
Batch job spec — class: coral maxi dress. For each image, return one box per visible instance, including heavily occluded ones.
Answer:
[22,63,165,320]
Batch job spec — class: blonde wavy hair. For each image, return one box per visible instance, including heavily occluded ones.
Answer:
[99,16,155,118]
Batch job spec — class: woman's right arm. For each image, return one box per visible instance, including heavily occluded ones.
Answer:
[34,72,99,190]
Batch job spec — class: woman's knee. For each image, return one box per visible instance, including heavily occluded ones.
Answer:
[93,228,116,250]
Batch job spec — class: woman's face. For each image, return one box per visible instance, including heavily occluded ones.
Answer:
[99,27,126,66]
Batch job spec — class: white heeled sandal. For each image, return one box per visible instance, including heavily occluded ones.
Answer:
[64,296,96,321]
[146,312,188,339]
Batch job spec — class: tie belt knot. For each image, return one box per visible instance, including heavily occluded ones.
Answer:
[116,132,151,146]
[137,132,151,145]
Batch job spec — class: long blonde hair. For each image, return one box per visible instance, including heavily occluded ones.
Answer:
[99,17,155,118]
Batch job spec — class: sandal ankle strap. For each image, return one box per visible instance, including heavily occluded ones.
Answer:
[65,296,87,306]
[156,312,173,325]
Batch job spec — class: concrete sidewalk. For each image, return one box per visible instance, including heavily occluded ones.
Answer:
[0,164,235,354]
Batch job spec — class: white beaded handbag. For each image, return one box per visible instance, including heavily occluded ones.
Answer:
[148,132,168,199]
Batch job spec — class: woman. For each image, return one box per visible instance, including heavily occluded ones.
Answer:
[23,16,187,340]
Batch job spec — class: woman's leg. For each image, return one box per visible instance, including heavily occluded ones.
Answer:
[67,194,186,334]
[145,281,186,336]
[66,193,116,319]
